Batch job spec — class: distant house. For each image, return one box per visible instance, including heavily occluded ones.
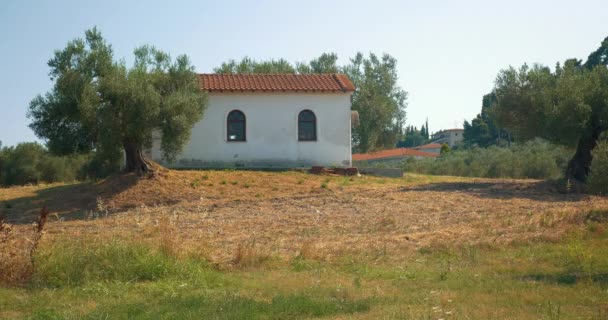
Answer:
[414,143,442,154]
[352,148,439,163]
[431,128,464,147]
[149,74,356,168]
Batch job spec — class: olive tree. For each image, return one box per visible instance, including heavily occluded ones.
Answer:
[493,59,608,182]
[28,28,207,174]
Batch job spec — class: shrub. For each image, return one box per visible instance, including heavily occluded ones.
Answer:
[397,139,572,180]
[0,142,119,186]
[0,142,46,185]
[588,141,608,194]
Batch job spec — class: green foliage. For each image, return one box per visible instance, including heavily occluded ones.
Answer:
[491,36,608,181]
[440,143,450,154]
[28,28,208,171]
[463,92,512,147]
[214,57,297,74]
[80,153,122,180]
[214,53,340,75]
[588,140,608,194]
[584,36,608,68]
[0,142,118,186]
[0,142,82,186]
[307,52,340,74]
[214,52,408,152]
[0,142,46,185]
[493,63,605,147]
[346,53,407,152]
[397,125,428,147]
[420,119,429,140]
[401,139,572,179]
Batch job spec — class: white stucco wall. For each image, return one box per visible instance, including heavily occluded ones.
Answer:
[150,92,352,168]
[431,129,464,147]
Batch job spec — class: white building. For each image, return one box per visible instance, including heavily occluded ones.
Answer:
[149,74,355,168]
[431,128,464,147]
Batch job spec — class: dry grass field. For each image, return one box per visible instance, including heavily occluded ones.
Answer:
[1,169,608,319]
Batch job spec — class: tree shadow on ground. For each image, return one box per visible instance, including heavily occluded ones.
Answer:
[0,173,141,224]
[399,180,590,202]
[521,272,608,286]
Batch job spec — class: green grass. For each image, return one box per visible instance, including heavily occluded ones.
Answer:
[3,286,369,320]
[2,231,608,319]
[32,238,216,287]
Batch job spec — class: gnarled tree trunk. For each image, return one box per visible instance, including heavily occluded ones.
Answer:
[565,128,602,182]
[123,141,153,175]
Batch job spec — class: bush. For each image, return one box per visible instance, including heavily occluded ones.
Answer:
[0,142,119,187]
[588,141,608,194]
[0,142,46,185]
[379,139,572,180]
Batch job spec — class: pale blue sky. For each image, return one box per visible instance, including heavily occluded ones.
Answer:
[1,0,607,146]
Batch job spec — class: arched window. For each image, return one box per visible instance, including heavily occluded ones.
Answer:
[227,110,246,141]
[298,110,316,141]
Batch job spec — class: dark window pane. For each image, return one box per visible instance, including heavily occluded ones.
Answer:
[299,122,316,141]
[298,110,316,141]
[227,110,246,141]
[228,111,245,121]
[228,122,244,141]
[298,110,315,122]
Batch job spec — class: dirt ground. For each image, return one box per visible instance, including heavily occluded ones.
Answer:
[2,169,607,266]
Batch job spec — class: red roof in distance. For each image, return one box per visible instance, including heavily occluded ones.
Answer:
[352,148,439,161]
[199,74,356,93]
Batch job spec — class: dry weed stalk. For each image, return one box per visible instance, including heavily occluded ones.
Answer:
[0,208,49,285]
[0,216,13,245]
[29,207,49,272]
[0,215,18,285]
[158,215,178,257]
[233,239,271,269]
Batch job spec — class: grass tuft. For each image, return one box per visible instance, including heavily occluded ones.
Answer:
[233,240,273,269]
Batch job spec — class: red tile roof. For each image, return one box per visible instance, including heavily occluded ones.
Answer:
[199,74,355,92]
[352,148,439,161]
[415,143,442,150]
